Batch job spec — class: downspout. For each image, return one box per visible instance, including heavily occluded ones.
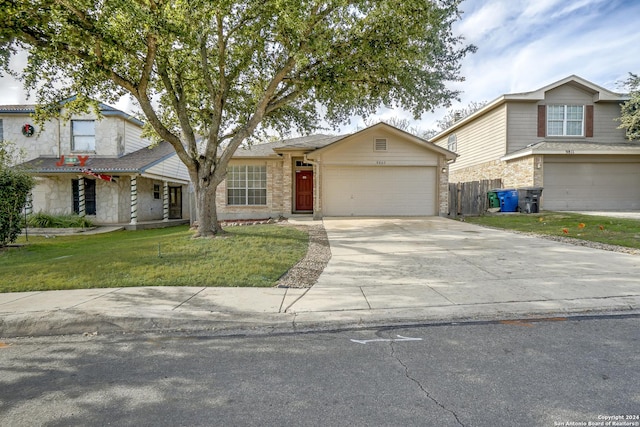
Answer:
[57,117,61,157]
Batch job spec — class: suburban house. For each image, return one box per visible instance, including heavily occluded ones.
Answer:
[216,122,456,220]
[430,75,640,211]
[0,102,191,227]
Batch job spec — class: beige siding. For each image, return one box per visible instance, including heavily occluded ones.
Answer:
[592,103,628,142]
[544,84,594,104]
[434,105,507,172]
[506,102,539,152]
[319,129,439,166]
[145,154,191,183]
[123,122,151,154]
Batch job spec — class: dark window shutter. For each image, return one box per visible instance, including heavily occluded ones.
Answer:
[585,105,594,137]
[537,105,546,137]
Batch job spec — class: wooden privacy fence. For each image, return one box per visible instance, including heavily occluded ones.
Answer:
[448,179,502,218]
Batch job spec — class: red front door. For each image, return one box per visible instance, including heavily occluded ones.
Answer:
[295,170,314,211]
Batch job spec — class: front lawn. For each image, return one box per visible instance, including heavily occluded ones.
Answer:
[464,212,640,249]
[0,225,308,292]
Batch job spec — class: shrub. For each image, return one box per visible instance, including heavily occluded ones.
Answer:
[0,168,34,246]
[26,212,94,228]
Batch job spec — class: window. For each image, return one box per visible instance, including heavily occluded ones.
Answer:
[547,105,584,136]
[153,184,161,200]
[0,119,3,142]
[447,134,457,152]
[72,120,96,151]
[72,179,96,215]
[227,165,267,205]
[374,138,387,151]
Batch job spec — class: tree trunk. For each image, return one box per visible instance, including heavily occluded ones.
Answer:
[192,170,225,237]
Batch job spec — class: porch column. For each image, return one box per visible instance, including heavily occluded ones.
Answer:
[130,176,138,225]
[312,161,322,220]
[163,181,169,222]
[78,177,86,217]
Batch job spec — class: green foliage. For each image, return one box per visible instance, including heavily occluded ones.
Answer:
[0,224,308,292]
[618,73,640,140]
[1,0,475,235]
[465,212,640,249]
[0,168,34,247]
[26,212,94,228]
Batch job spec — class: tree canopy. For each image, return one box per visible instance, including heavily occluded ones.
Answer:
[1,0,475,235]
[618,73,640,141]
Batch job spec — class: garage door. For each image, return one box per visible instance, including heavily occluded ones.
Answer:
[544,163,640,210]
[322,166,437,216]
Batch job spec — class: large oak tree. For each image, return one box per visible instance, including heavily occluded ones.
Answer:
[1,0,474,236]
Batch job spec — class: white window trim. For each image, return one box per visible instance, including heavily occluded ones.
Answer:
[227,165,267,206]
[547,105,584,137]
[71,120,96,152]
[447,134,457,152]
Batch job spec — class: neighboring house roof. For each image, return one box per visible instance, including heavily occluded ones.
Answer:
[430,75,630,141]
[502,141,640,161]
[231,134,345,158]
[0,99,144,127]
[18,141,176,174]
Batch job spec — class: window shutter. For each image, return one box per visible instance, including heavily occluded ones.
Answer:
[585,105,594,137]
[537,105,546,137]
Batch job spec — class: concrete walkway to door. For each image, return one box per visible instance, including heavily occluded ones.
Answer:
[287,217,640,324]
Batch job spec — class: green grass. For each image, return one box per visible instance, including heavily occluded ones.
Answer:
[0,225,308,292]
[464,212,640,249]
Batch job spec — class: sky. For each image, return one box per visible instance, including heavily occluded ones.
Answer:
[354,0,640,134]
[2,0,640,136]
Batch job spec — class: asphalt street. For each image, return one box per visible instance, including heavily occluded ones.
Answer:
[1,314,638,427]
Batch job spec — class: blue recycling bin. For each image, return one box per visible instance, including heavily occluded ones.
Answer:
[495,189,519,212]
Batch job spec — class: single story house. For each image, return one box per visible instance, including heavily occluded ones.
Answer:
[430,75,640,211]
[0,102,191,227]
[216,122,457,220]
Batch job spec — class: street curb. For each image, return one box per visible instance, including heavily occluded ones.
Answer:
[2,296,638,338]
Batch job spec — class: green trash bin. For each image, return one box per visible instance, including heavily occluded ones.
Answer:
[487,190,500,209]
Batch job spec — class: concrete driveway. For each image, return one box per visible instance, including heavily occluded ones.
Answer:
[287,217,640,320]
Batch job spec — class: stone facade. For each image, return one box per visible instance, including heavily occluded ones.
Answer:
[449,155,544,189]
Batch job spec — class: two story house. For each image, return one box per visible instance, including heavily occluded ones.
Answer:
[431,75,640,211]
[0,101,191,227]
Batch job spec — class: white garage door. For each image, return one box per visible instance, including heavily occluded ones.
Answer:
[544,163,640,210]
[323,166,437,216]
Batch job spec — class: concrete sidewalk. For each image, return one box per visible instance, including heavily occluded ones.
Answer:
[2,217,639,338]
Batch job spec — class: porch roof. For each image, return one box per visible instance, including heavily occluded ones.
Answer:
[501,140,640,161]
[19,141,176,173]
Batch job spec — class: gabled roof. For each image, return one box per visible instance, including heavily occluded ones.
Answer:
[0,98,144,127]
[307,122,457,160]
[231,134,344,158]
[18,141,176,174]
[430,75,629,141]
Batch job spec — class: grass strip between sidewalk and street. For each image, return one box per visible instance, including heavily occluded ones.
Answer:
[464,212,640,249]
[0,224,308,293]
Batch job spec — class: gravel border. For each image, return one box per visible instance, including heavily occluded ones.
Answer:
[477,225,640,255]
[276,223,332,288]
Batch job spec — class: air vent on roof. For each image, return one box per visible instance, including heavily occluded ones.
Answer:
[374,138,387,151]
